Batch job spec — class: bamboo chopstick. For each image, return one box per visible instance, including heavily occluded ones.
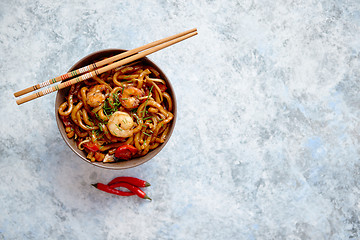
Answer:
[14,28,197,98]
[15,30,197,105]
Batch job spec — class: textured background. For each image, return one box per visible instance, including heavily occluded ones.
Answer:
[1,0,360,239]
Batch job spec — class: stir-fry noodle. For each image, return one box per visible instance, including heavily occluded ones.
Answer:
[58,61,174,162]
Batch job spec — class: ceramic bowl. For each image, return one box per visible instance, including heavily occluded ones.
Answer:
[55,49,176,169]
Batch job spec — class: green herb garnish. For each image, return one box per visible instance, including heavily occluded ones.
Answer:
[115,124,123,131]
[102,91,121,116]
[143,132,151,137]
[141,86,153,118]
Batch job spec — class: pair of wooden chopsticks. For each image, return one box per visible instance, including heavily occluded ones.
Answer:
[14,28,197,105]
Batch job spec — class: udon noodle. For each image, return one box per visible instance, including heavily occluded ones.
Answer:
[58,61,174,162]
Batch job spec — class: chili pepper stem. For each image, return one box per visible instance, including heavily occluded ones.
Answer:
[145,182,151,187]
[144,195,152,201]
[92,183,98,188]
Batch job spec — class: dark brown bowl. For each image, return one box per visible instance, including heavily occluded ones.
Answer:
[55,49,177,169]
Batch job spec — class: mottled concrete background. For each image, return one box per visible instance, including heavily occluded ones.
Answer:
[1,0,360,239]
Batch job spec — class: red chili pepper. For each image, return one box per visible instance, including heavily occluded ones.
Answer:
[110,182,151,200]
[60,115,72,127]
[108,176,151,188]
[114,145,138,160]
[84,142,100,152]
[91,183,135,196]
[157,84,167,92]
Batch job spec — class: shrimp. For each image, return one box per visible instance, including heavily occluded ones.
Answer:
[121,86,144,109]
[107,111,134,138]
[86,84,109,108]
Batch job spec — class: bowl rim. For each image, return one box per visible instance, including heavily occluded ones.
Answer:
[55,48,177,170]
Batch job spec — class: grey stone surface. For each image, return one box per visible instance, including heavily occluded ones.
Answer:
[1,0,360,239]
